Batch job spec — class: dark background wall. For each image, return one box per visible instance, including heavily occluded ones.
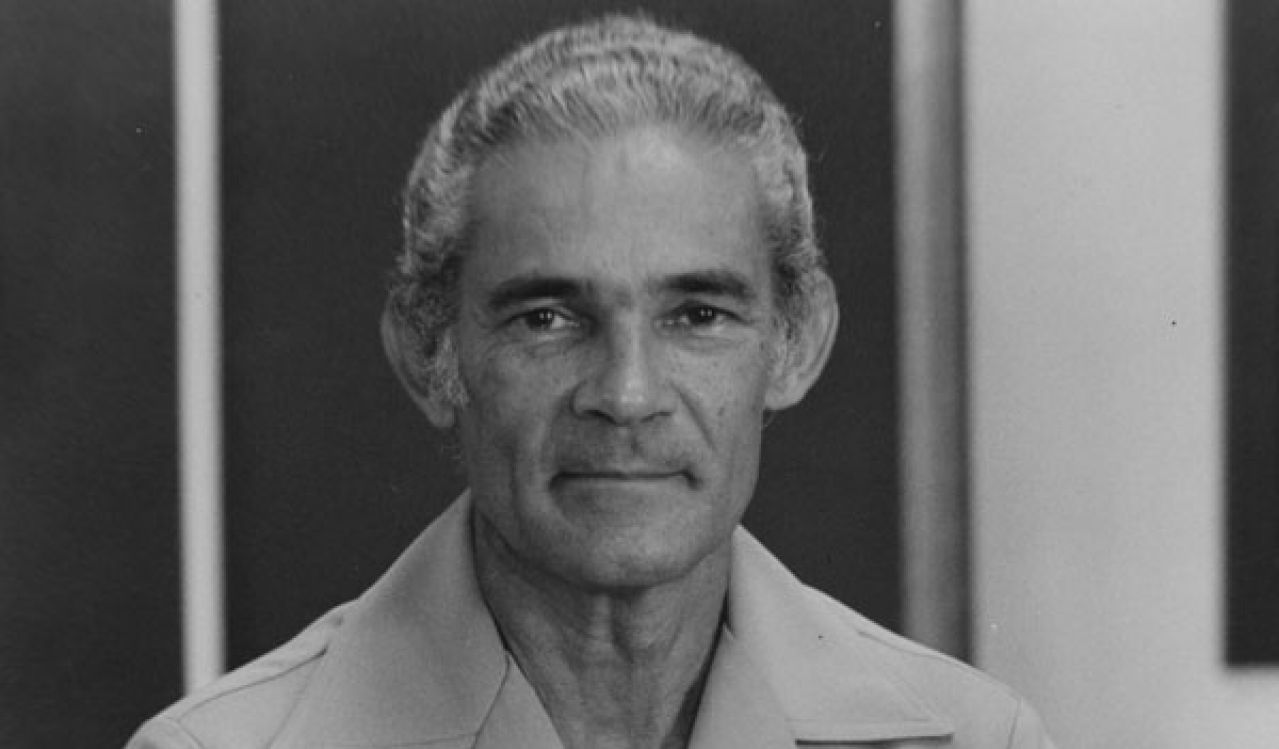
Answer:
[0,1,897,743]
[1227,0,1279,664]
[0,0,181,746]
[221,0,899,668]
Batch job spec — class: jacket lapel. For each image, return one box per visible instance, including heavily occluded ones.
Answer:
[271,495,509,748]
[687,627,796,749]
[724,529,955,744]
[268,495,952,747]
[471,655,565,749]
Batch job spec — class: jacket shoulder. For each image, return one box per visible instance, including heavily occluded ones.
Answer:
[125,604,351,749]
[802,587,1053,748]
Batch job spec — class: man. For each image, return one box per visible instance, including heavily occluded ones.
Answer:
[130,15,1053,749]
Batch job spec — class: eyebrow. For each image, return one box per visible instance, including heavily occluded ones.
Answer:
[483,268,760,311]
[485,275,588,311]
[658,269,758,304]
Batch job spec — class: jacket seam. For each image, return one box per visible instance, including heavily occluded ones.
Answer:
[468,653,517,743]
[152,715,210,749]
[168,648,327,722]
[1003,698,1027,749]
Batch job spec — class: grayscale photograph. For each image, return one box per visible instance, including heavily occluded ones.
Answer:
[1,1,1276,747]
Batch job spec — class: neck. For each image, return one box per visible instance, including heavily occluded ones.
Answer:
[472,514,730,749]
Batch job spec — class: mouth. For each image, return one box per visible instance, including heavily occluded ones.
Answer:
[556,469,686,482]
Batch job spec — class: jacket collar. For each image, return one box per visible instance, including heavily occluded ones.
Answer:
[723,530,953,743]
[272,494,952,747]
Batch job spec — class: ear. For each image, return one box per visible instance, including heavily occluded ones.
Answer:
[765,276,839,412]
[380,304,458,430]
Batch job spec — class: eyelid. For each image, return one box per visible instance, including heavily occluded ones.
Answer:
[680,298,745,317]
[663,301,740,329]
[501,297,568,317]
[506,303,582,333]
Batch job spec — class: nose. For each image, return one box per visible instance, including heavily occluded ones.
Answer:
[572,319,674,425]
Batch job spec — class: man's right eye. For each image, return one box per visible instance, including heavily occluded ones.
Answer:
[514,307,575,332]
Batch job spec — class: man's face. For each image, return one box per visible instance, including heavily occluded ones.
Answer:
[449,126,786,591]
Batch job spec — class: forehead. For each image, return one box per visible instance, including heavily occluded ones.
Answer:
[464,126,770,298]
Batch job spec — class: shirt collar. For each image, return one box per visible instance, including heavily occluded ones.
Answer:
[272,494,952,747]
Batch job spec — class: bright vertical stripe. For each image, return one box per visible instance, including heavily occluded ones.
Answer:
[174,0,225,690]
[894,0,970,658]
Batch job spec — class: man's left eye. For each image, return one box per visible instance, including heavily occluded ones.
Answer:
[515,307,576,332]
[670,305,729,329]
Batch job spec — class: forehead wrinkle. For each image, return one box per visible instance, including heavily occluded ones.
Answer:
[472,143,592,256]
[468,129,771,311]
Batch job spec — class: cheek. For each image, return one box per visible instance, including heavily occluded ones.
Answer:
[461,345,573,451]
[679,346,772,447]
[705,343,773,408]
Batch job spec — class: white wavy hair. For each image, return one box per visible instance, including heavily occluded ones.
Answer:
[384,14,829,406]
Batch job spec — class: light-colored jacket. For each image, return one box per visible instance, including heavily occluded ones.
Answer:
[128,496,1054,748]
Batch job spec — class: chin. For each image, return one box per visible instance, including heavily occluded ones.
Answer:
[550,529,726,593]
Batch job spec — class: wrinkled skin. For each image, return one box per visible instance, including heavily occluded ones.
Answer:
[422,125,831,594]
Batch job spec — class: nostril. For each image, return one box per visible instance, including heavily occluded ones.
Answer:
[571,337,671,425]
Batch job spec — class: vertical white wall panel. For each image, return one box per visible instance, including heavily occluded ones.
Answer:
[967,1,1279,746]
[894,0,970,657]
[175,0,226,691]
